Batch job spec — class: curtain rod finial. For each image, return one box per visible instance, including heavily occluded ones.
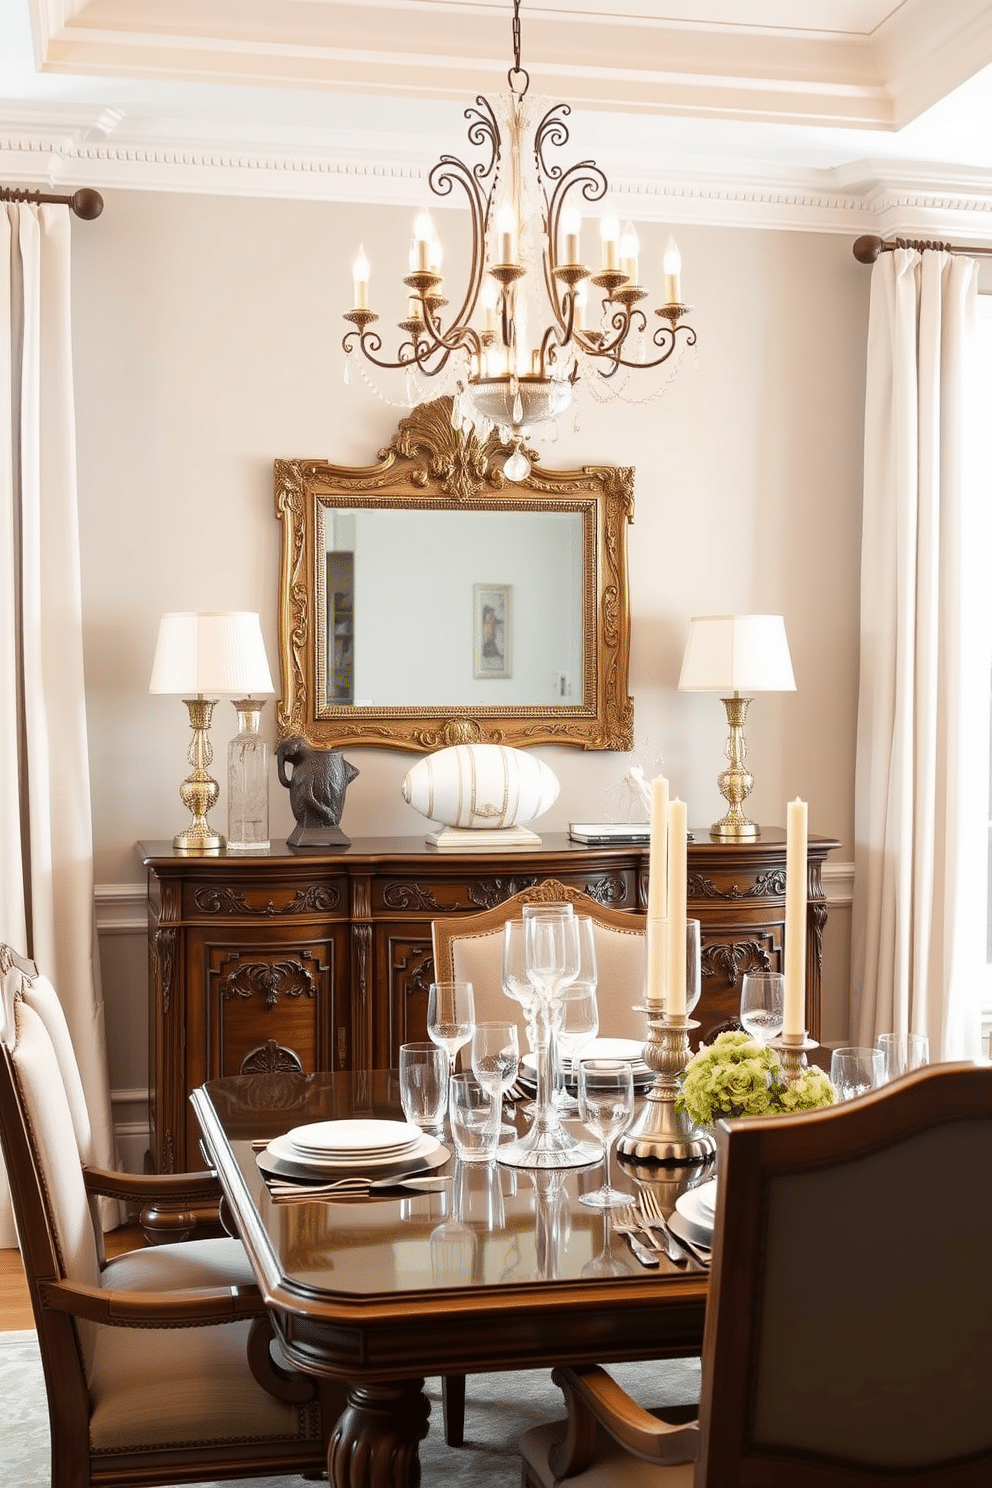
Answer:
[853,234,883,264]
[70,189,103,220]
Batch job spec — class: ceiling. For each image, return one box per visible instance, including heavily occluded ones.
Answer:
[4,1,992,238]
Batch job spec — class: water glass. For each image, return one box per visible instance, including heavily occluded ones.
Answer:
[829,1045,884,1101]
[739,972,785,1043]
[449,1073,499,1162]
[398,1042,448,1131]
[875,1032,929,1081]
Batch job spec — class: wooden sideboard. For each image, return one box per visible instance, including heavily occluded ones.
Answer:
[139,830,839,1173]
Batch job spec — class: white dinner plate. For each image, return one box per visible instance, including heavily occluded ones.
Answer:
[522,1039,649,1076]
[668,1210,712,1254]
[675,1181,717,1237]
[286,1118,422,1157]
[257,1134,449,1185]
[267,1130,440,1172]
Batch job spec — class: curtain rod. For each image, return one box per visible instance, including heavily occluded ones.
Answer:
[0,186,103,220]
[854,233,992,263]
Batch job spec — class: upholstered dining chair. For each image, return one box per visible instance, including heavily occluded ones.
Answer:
[0,946,339,1487]
[431,876,647,1046]
[432,880,648,1447]
[520,1060,992,1488]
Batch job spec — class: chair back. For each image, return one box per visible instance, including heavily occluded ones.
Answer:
[698,1062,992,1485]
[432,879,647,1042]
[0,959,107,1463]
[0,944,95,1162]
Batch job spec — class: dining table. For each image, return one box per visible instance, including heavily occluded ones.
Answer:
[190,1068,710,1488]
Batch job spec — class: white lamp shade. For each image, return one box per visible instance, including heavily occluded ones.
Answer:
[677,614,796,694]
[149,612,274,696]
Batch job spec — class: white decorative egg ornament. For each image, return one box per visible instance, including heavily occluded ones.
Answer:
[402,744,560,830]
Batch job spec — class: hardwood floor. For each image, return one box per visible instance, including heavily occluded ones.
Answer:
[0,1225,147,1331]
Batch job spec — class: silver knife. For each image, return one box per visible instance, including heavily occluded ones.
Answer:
[617,1228,660,1268]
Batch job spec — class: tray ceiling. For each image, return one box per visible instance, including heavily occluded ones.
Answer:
[4,1,992,237]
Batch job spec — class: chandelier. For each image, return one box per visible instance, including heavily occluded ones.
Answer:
[343,1,696,481]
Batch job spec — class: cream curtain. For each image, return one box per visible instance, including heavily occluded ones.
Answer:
[0,203,118,1246]
[851,248,989,1061]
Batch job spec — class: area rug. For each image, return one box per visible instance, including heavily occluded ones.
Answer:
[0,1330,700,1487]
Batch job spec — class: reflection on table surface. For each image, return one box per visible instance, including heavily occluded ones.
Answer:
[200,1068,715,1292]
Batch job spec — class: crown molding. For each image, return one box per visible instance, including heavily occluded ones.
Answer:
[3,101,992,242]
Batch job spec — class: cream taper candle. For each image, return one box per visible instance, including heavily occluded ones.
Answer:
[645,775,669,1004]
[647,776,669,921]
[783,798,808,1036]
[666,798,688,1015]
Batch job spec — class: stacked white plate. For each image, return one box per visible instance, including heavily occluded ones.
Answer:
[522,1037,652,1088]
[673,1177,718,1247]
[262,1118,441,1176]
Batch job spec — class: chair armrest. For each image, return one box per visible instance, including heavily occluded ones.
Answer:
[548,1364,699,1479]
[82,1165,222,1204]
[39,1276,266,1326]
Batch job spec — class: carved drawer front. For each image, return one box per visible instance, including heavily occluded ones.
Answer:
[184,877,348,920]
[204,942,334,1081]
[373,867,640,920]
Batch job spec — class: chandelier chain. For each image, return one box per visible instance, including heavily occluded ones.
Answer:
[508,0,528,96]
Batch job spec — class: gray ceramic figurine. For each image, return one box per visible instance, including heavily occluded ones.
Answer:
[276,736,359,847]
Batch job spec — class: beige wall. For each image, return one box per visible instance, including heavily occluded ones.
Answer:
[70,191,867,1133]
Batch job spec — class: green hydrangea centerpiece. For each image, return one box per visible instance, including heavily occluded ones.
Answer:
[676,1030,835,1127]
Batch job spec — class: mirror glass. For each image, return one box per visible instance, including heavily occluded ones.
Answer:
[322,506,583,707]
[276,396,633,752]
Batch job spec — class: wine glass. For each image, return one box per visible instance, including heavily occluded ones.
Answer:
[554,917,598,1109]
[739,972,785,1044]
[427,980,475,1076]
[502,919,535,1012]
[523,905,580,1003]
[554,987,599,1110]
[576,1058,635,1209]
[471,1021,520,1146]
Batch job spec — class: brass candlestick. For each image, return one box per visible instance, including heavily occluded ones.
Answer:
[767,1030,819,1083]
[617,1011,715,1165]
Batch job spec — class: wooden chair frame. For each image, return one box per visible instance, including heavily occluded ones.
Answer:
[522,1061,992,1488]
[0,946,335,1488]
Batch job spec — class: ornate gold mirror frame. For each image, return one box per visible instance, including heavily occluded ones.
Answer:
[275,397,634,752]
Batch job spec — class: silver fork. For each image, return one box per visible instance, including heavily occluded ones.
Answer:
[611,1207,661,1268]
[638,1188,709,1268]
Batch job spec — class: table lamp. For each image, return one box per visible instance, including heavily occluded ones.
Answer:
[678,614,796,841]
[149,611,274,853]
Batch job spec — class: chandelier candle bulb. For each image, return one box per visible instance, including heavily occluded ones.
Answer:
[413,210,433,271]
[497,206,518,265]
[783,798,808,1037]
[561,206,581,264]
[352,246,370,311]
[666,797,689,1016]
[663,235,682,303]
[620,221,639,282]
[600,214,620,271]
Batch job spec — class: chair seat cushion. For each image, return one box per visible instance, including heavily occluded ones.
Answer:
[520,1419,695,1488]
[88,1316,322,1452]
[102,1235,255,1292]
